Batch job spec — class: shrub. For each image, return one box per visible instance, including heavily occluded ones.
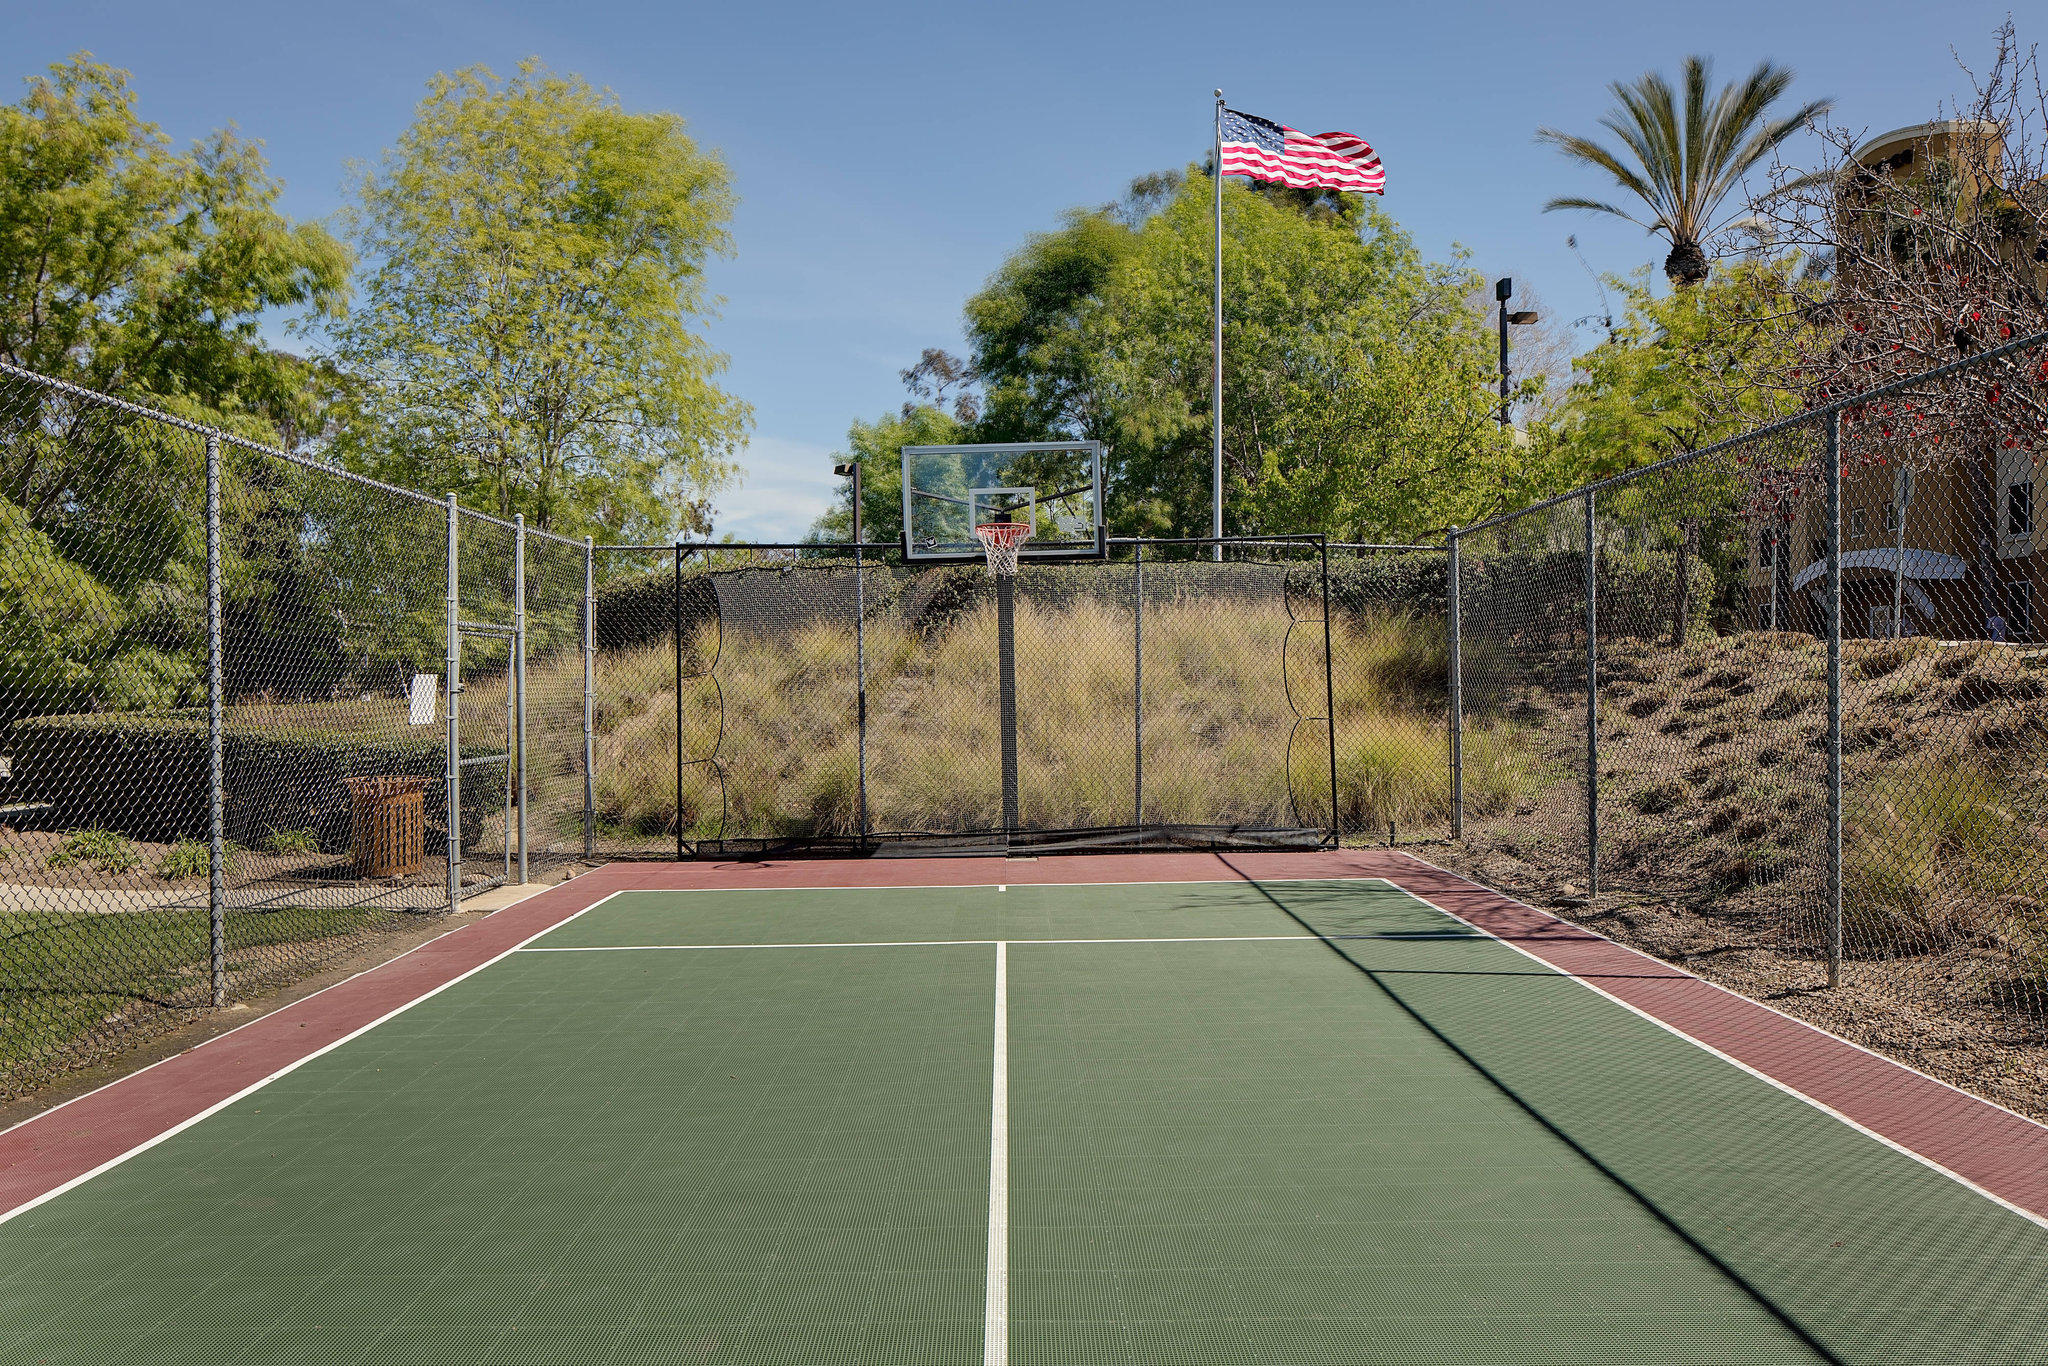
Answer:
[1843,755,2044,954]
[262,827,319,856]
[46,829,140,873]
[156,839,243,880]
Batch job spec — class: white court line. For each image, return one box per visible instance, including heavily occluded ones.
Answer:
[0,891,628,1227]
[603,874,1379,895]
[1393,849,2048,1140]
[1369,877,2048,1233]
[983,942,1009,1366]
[518,934,1320,952]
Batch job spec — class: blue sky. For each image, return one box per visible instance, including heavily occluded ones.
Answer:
[5,0,2028,537]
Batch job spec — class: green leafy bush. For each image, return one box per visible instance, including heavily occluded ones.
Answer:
[262,827,319,855]
[46,829,140,872]
[155,839,243,880]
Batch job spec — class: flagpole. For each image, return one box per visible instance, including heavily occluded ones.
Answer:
[1212,88,1225,563]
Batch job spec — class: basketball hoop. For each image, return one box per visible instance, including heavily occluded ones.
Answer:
[975,522,1031,577]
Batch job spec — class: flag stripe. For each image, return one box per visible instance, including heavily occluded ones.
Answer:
[1219,107,1385,194]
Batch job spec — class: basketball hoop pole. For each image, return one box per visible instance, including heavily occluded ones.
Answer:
[978,523,1029,839]
[997,572,1019,837]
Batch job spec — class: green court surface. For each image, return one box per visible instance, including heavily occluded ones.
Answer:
[3,878,2046,1364]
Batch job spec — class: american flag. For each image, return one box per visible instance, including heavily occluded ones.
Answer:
[1219,108,1384,195]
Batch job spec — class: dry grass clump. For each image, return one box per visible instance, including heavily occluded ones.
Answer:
[1623,688,1669,718]
[1849,640,1925,679]
[1843,755,2048,956]
[1628,780,1685,815]
[1760,681,1824,719]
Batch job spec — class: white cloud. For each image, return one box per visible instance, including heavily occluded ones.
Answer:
[713,433,842,542]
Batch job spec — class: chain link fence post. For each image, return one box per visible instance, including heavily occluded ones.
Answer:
[1584,491,1600,902]
[514,515,528,884]
[1320,536,1340,847]
[1133,541,1144,831]
[673,545,685,862]
[1447,528,1463,839]
[583,535,595,860]
[445,494,462,913]
[206,432,226,1008]
[854,543,870,847]
[1826,411,1844,988]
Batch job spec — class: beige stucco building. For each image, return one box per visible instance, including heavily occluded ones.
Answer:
[1747,121,2045,640]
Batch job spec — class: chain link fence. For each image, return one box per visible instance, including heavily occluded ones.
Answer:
[1441,329,2048,1114]
[0,361,593,1097]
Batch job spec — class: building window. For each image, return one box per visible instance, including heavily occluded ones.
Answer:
[1883,502,1899,533]
[1849,508,1867,539]
[2013,581,2035,640]
[2008,480,2034,538]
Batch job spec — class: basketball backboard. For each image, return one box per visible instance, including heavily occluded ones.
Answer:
[900,441,1104,560]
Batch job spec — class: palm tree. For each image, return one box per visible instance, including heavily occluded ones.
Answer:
[1538,57,1830,286]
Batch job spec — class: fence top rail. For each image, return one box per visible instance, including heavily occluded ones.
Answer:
[597,534,1335,556]
[452,502,584,545]
[597,540,901,554]
[1326,542,1444,553]
[1108,534,1327,547]
[1451,322,2048,541]
[0,357,588,550]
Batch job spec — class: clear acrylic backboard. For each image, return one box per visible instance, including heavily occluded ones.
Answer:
[900,441,1104,560]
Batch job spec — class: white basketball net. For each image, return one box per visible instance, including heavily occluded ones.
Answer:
[975,522,1031,577]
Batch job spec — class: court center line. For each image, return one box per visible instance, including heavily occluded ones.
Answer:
[1371,877,2048,1234]
[0,890,628,1228]
[984,941,1009,1366]
[517,934,1323,952]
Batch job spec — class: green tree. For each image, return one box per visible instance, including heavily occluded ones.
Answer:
[0,55,348,418]
[0,57,350,721]
[1538,57,1829,285]
[1543,258,1814,483]
[1533,258,1818,629]
[330,60,750,540]
[812,404,966,545]
[1091,175,1508,539]
[964,201,1144,444]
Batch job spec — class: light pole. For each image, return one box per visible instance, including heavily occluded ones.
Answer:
[1495,278,1539,507]
[833,461,863,544]
[1495,277,1539,428]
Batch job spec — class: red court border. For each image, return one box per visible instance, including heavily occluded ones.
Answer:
[4,850,2045,1224]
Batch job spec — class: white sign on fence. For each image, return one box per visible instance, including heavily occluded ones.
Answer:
[409,674,439,726]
